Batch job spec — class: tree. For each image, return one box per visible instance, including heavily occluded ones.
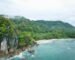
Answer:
[18,32,34,47]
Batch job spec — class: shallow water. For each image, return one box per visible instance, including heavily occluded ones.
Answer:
[9,39,75,60]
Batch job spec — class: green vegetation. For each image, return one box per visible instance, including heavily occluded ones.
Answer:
[11,16,75,40]
[0,15,75,49]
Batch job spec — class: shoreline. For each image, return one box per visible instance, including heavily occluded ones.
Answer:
[8,38,75,59]
[0,38,75,60]
[36,38,75,44]
[36,39,55,44]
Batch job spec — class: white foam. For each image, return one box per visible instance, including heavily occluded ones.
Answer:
[7,52,25,60]
[31,55,35,58]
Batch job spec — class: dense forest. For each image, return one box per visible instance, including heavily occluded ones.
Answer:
[11,16,75,39]
[0,15,75,49]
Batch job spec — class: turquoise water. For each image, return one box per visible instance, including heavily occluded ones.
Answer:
[11,39,75,60]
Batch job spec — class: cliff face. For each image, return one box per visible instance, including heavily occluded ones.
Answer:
[1,37,7,51]
[0,37,18,52]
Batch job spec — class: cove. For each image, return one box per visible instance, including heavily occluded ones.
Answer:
[9,39,75,60]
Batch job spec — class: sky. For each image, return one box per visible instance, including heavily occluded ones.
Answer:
[0,0,75,26]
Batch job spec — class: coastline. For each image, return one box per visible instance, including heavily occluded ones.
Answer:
[0,38,75,60]
[36,38,75,44]
[9,38,75,59]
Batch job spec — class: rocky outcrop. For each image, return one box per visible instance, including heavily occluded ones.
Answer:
[0,36,18,55]
[0,37,8,54]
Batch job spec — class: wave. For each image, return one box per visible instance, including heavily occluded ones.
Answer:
[7,52,26,60]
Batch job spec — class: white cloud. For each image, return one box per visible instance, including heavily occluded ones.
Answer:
[0,0,75,26]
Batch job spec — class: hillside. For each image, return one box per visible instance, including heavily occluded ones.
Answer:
[11,16,75,32]
[11,16,75,40]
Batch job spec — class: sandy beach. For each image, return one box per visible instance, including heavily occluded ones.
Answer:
[36,38,75,44]
[36,39,56,44]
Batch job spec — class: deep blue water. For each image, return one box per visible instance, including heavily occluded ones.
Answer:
[10,39,75,60]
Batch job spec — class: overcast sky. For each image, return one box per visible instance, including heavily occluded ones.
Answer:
[0,0,75,26]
